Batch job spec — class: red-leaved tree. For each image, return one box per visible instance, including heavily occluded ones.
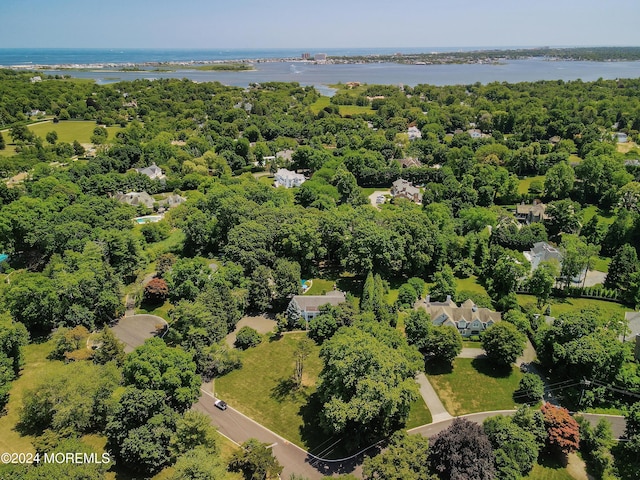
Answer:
[542,403,580,455]
[144,278,169,302]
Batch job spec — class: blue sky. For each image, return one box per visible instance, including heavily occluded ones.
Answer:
[2,0,639,49]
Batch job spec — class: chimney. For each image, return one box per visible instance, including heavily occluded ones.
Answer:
[446,295,452,303]
[425,295,430,307]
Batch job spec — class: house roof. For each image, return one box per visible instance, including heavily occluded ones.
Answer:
[135,162,165,179]
[114,191,155,209]
[421,296,502,326]
[516,201,548,218]
[292,291,346,312]
[392,179,421,197]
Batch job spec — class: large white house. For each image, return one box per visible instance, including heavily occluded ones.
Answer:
[274,168,306,188]
[418,295,501,338]
[135,162,166,181]
[523,241,585,284]
[287,291,346,324]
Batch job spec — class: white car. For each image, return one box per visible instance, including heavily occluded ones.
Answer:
[214,399,228,410]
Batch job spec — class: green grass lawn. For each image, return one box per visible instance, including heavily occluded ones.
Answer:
[517,294,627,320]
[582,205,616,225]
[304,278,336,296]
[27,121,122,144]
[143,229,185,261]
[0,145,17,157]
[591,256,610,273]
[136,299,173,321]
[257,174,274,186]
[308,97,373,116]
[518,175,545,195]
[524,452,579,480]
[0,341,61,454]
[405,397,432,429]
[455,275,489,296]
[215,332,323,449]
[426,358,523,416]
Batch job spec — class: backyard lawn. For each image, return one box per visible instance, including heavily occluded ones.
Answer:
[518,175,545,195]
[426,357,523,416]
[517,294,628,320]
[27,120,122,144]
[455,275,489,296]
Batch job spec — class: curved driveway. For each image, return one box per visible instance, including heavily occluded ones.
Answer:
[110,314,167,353]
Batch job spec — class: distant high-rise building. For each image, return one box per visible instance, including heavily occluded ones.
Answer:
[314,53,327,62]
[301,52,310,60]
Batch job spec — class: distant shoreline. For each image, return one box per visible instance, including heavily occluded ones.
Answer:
[4,47,640,71]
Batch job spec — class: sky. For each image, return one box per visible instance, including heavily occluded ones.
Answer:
[2,0,639,49]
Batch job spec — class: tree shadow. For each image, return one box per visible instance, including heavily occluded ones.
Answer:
[538,449,569,469]
[270,377,298,401]
[471,357,512,378]
[424,359,453,375]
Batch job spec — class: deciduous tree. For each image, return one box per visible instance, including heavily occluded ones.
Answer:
[541,403,580,455]
[481,322,526,366]
[429,418,495,480]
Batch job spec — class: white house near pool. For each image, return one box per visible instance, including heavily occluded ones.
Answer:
[287,291,346,323]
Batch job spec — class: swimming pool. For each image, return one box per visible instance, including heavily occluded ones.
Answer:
[134,215,163,224]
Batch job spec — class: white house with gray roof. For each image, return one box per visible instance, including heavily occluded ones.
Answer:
[287,291,346,324]
[275,168,306,188]
[418,295,501,338]
[135,162,166,180]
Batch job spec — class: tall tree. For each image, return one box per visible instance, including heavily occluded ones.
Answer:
[123,338,201,412]
[363,431,435,480]
[542,403,580,456]
[481,322,526,366]
[317,325,421,445]
[429,418,495,480]
[106,387,178,475]
[483,415,539,479]
[228,438,283,480]
[293,337,313,389]
[604,243,639,292]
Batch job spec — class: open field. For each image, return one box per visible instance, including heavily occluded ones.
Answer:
[426,357,523,416]
[215,331,431,453]
[0,341,59,455]
[214,332,323,448]
[405,396,432,428]
[591,256,610,273]
[27,121,122,144]
[617,141,639,154]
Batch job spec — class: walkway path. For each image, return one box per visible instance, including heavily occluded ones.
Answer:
[415,372,452,423]
[458,347,485,358]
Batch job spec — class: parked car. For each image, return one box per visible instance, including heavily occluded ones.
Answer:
[214,399,228,410]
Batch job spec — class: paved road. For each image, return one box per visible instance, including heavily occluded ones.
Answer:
[195,388,365,479]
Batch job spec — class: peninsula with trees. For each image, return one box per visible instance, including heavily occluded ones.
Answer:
[0,66,639,479]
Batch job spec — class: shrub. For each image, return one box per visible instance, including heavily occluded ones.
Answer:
[234,327,261,350]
